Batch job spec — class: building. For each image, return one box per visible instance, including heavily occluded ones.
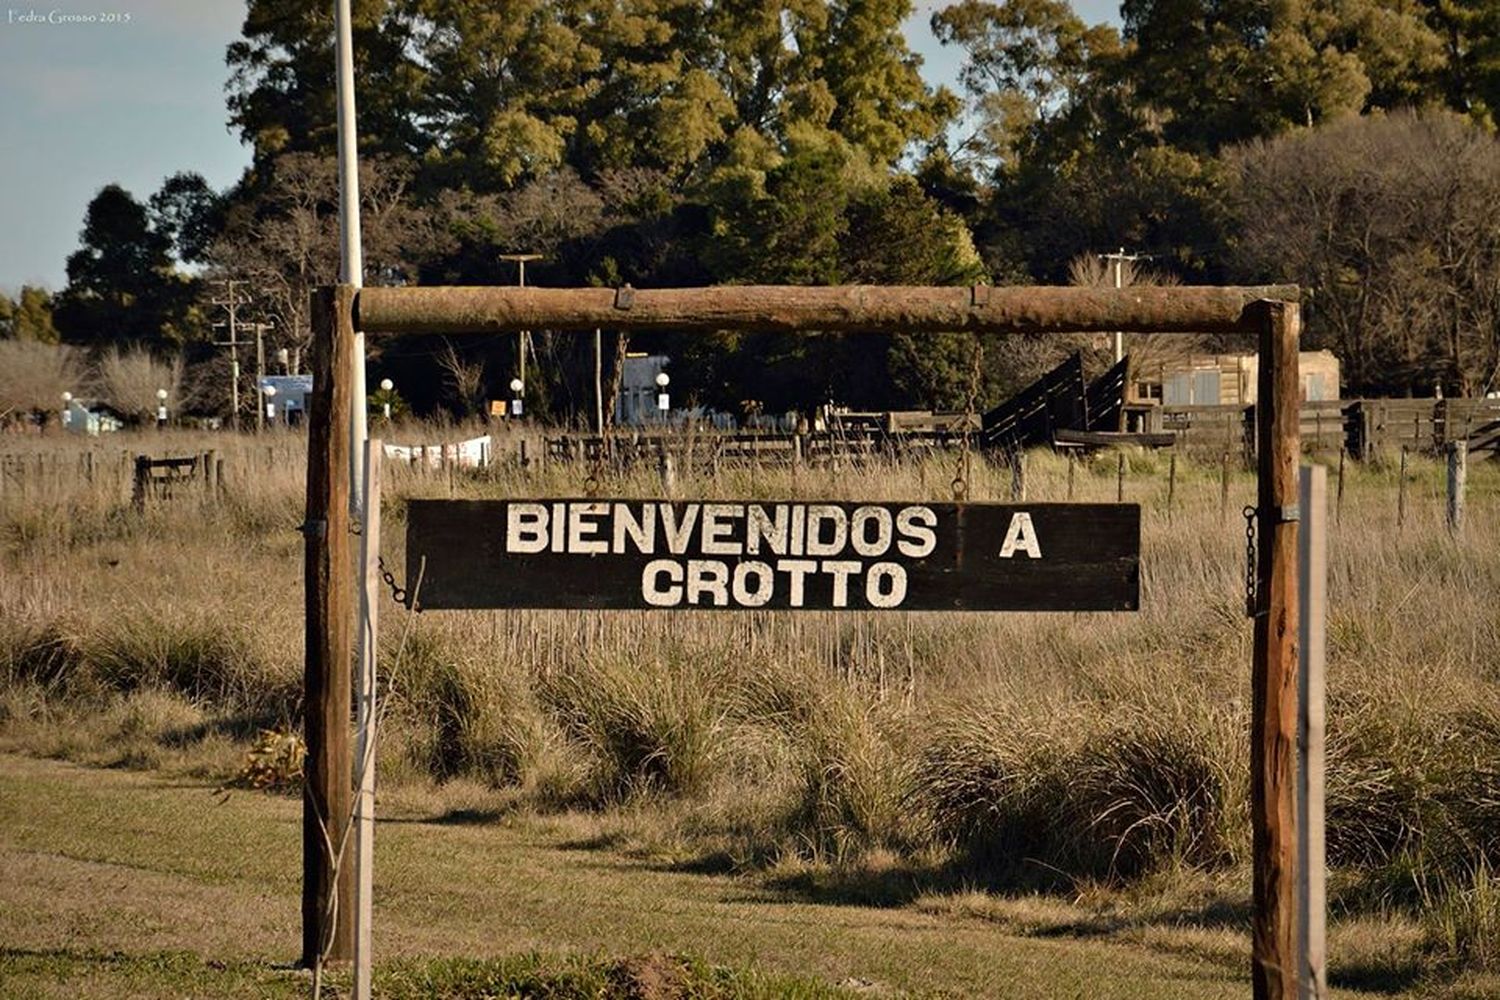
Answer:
[615,353,670,427]
[257,375,313,425]
[1135,350,1340,407]
[62,399,124,436]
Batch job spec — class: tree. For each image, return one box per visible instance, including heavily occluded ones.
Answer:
[0,340,78,421]
[54,185,204,349]
[149,173,225,265]
[99,347,186,419]
[1227,110,1500,395]
[931,0,1120,172]
[0,287,60,343]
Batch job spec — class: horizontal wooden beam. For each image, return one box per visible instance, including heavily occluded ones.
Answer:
[356,284,1300,337]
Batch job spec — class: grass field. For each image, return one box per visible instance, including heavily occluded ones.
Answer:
[2,427,1499,997]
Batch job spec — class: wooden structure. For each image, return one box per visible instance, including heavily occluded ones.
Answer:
[131,451,222,509]
[1137,349,1340,407]
[307,282,1305,998]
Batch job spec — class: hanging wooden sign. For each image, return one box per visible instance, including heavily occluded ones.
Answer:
[405,499,1138,612]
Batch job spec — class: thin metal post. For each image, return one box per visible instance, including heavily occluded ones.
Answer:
[1297,464,1327,1000]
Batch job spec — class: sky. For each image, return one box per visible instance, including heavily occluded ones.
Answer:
[0,0,1121,294]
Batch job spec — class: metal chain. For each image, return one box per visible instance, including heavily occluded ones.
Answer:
[1242,505,1257,618]
[376,554,410,608]
[952,339,984,502]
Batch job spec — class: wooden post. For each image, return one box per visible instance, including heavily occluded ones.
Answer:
[659,450,676,495]
[1335,450,1345,525]
[1397,446,1408,531]
[1066,450,1076,500]
[1251,299,1301,1000]
[1010,449,1025,501]
[302,285,355,968]
[1116,451,1126,502]
[1446,441,1466,535]
[132,458,150,512]
[1221,451,1231,524]
[1297,463,1327,1000]
[1167,450,1177,519]
[353,437,382,1000]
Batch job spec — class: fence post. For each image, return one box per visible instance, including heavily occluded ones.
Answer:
[1447,441,1467,535]
[1010,448,1025,501]
[1116,451,1126,502]
[1250,299,1301,1000]
[1397,446,1408,531]
[1297,463,1328,1000]
[659,450,676,495]
[1167,450,1177,519]
[1221,450,1231,524]
[302,285,355,968]
[132,455,150,511]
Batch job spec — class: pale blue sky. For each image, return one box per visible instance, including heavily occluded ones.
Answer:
[0,0,1120,293]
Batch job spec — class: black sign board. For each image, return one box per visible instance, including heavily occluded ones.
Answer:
[405,499,1138,612]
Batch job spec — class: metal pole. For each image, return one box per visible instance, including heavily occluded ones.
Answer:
[1113,251,1123,364]
[335,0,367,514]
[1297,463,1327,1000]
[255,323,266,434]
[594,328,604,435]
[353,437,381,1000]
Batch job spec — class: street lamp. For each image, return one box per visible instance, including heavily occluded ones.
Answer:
[379,378,394,420]
[509,377,524,417]
[263,384,278,424]
[655,371,670,416]
[61,391,73,429]
[155,388,168,429]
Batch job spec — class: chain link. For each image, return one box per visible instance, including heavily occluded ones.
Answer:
[377,554,411,608]
[952,339,984,502]
[1242,505,1257,618]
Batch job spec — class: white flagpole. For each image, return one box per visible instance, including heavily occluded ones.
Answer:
[334,3,375,1000]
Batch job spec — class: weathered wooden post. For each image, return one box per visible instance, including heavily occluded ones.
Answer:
[302,285,355,967]
[1167,450,1177,519]
[1447,440,1466,535]
[1116,451,1126,502]
[1397,446,1408,531]
[1250,299,1301,1000]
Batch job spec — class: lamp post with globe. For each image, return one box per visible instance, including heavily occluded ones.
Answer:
[155,388,169,430]
[379,378,394,421]
[61,391,73,431]
[655,371,670,422]
[509,377,524,418]
[263,384,278,426]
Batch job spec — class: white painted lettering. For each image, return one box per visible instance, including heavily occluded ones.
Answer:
[822,560,861,607]
[701,504,743,556]
[746,504,789,555]
[660,503,700,554]
[865,562,907,608]
[778,559,818,607]
[999,512,1042,559]
[806,505,848,557]
[507,503,549,554]
[896,506,938,558]
[567,502,609,554]
[641,559,683,607]
[686,559,730,606]
[732,561,775,607]
[850,506,894,557]
[614,503,655,554]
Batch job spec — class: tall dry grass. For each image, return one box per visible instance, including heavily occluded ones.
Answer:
[1,425,1498,968]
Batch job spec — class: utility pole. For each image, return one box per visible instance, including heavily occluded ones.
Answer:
[250,323,273,433]
[499,254,542,390]
[1099,249,1150,365]
[211,279,251,431]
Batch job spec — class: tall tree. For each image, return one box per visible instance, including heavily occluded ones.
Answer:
[54,185,203,348]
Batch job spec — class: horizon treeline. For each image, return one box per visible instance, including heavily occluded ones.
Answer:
[8,0,1500,421]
